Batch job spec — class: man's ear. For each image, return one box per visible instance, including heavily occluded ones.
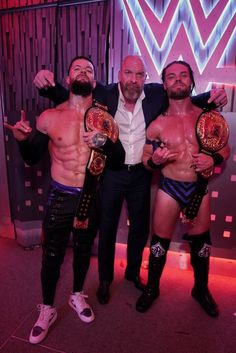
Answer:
[65,76,70,86]
[93,80,97,89]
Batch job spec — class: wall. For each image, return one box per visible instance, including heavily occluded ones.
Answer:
[0,70,15,238]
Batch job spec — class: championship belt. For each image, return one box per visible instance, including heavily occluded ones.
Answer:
[182,109,229,223]
[73,101,119,229]
[85,102,119,143]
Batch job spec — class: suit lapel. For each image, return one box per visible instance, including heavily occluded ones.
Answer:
[107,84,119,118]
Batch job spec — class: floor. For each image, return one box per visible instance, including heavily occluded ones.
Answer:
[0,236,235,353]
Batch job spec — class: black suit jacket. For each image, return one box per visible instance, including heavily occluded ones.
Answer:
[39,81,107,106]
[104,82,212,128]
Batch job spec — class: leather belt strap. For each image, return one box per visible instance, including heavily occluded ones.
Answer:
[73,149,106,229]
[182,109,229,224]
[182,176,208,224]
[73,101,118,229]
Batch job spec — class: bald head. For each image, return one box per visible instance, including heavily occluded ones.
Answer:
[121,55,146,72]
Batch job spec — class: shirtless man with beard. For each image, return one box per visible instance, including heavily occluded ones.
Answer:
[5,56,124,344]
[136,60,230,318]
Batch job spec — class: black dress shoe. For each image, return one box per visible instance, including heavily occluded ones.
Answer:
[136,287,160,312]
[191,287,219,317]
[96,281,110,304]
[124,274,145,291]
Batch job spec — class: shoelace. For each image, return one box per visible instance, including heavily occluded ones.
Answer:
[74,292,88,299]
[36,304,53,321]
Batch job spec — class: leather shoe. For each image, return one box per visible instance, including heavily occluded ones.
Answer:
[124,274,145,291]
[136,286,160,312]
[191,287,219,317]
[96,281,110,304]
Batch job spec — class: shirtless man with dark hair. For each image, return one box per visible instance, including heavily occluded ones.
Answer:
[136,60,230,317]
[5,56,124,344]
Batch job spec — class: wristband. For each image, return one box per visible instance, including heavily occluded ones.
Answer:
[147,157,160,169]
[212,153,224,166]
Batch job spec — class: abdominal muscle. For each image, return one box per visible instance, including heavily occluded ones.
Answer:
[49,141,91,187]
[162,144,198,182]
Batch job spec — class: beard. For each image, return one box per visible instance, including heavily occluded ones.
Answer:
[168,85,191,100]
[70,80,93,97]
[120,82,142,102]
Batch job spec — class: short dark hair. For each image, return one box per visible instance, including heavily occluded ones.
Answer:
[68,56,95,74]
[161,60,195,90]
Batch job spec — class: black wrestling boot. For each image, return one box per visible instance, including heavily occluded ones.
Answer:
[191,287,219,317]
[96,281,110,304]
[187,230,219,318]
[124,273,145,291]
[136,286,160,312]
[136,234,170,313]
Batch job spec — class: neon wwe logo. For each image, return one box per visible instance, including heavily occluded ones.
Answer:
[121,0,236,92]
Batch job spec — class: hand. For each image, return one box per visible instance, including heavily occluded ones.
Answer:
[4,110,32,141]
[192,152,214,173]
[82,131,107,149]
[151,144,178,165]
[208,88,228,108]
[33,69,55,89]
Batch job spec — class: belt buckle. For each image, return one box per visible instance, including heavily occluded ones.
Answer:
[127,164,133,172]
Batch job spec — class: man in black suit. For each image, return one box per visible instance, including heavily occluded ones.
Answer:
[33,55,228,305]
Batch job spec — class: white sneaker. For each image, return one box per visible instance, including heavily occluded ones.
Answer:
[29,304,57,344]
[69,292,95,323]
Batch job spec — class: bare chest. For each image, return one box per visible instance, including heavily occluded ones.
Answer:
[47,112,85,147]
[158,115,199,147]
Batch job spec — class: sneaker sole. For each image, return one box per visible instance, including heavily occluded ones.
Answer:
[69,300,95,323]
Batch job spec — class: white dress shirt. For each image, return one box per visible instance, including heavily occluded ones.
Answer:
[115,84,146,165]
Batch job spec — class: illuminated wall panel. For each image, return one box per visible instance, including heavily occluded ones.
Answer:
[109,0,236,111]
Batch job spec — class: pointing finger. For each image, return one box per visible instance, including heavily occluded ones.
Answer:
[20,110,27,122]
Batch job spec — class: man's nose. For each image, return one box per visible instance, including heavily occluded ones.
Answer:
[175,75,182,82]
[130,73,137,82]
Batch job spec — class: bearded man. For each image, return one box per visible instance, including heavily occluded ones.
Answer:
[5,56,124,344]
[136,60,230,317]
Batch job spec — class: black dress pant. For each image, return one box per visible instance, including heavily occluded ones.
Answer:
[98,165,152,283]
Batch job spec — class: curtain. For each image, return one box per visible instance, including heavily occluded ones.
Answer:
[0,1,109,227]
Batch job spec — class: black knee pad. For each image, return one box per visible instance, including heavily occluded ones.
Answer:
[183,230,211,245]
[150,234,171,258]
[183,230,212,259]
